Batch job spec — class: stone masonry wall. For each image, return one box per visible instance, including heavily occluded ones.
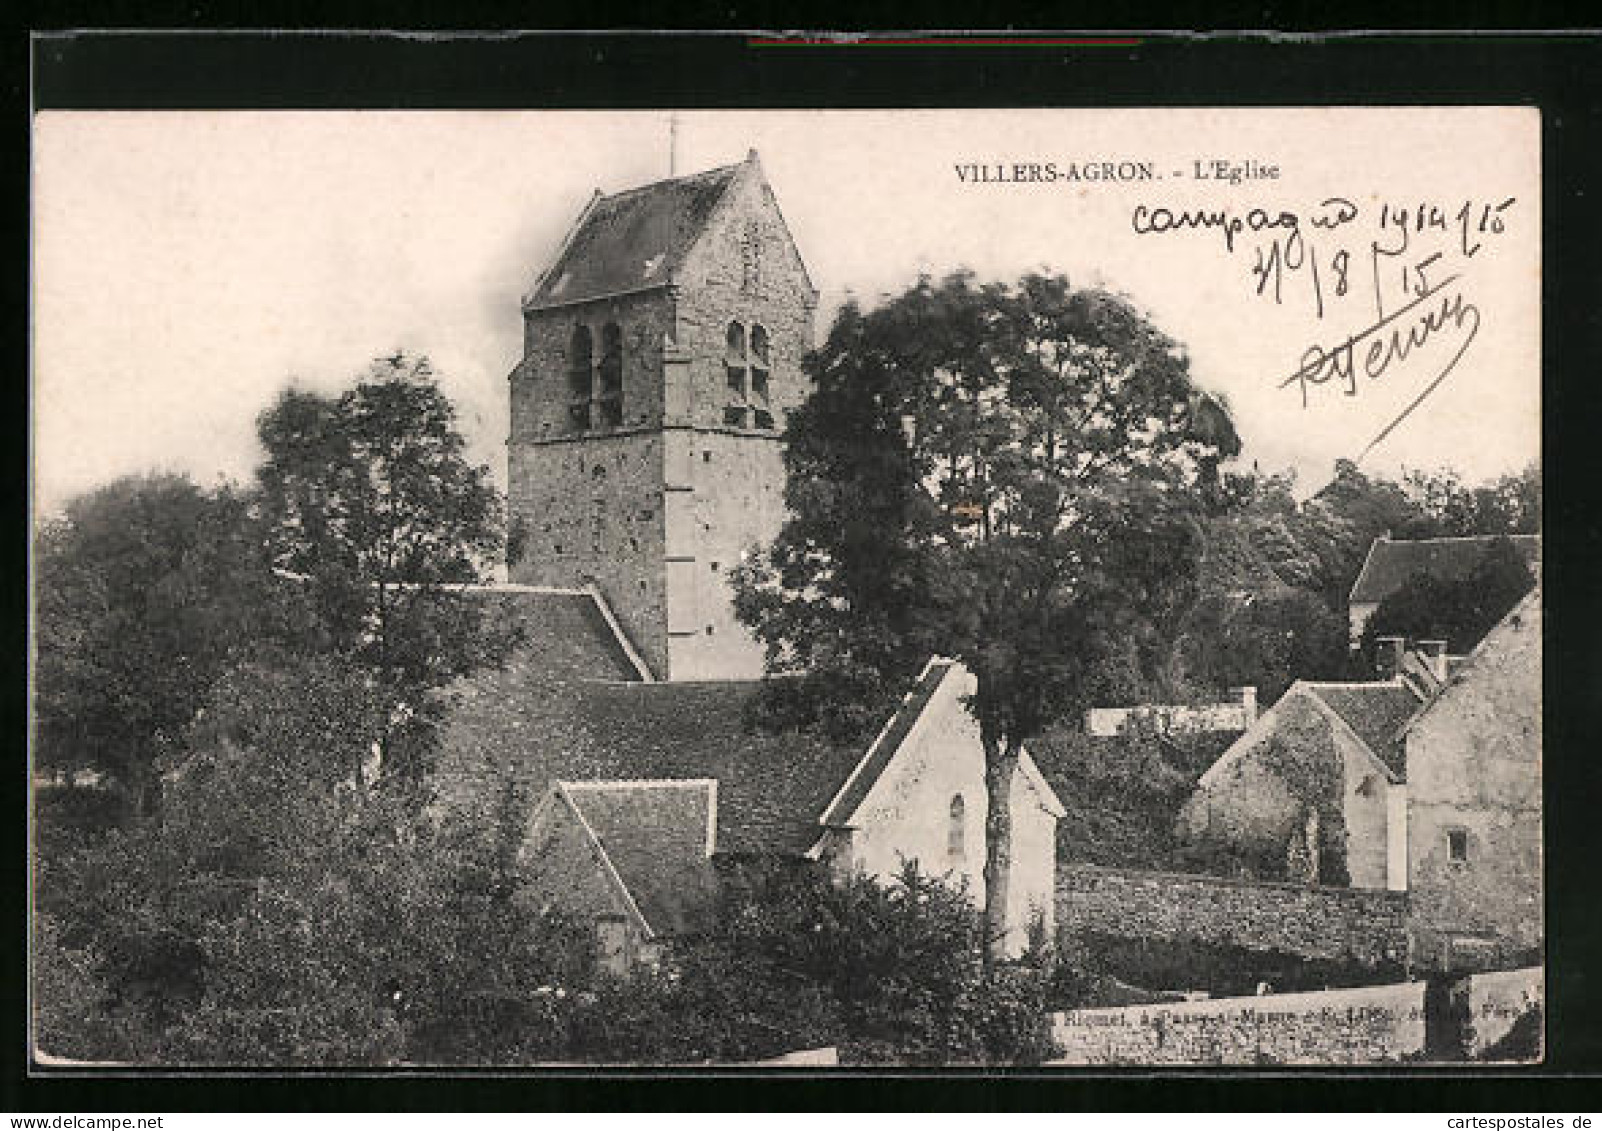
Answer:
[1056,863,1409,967]
[1406,592,1541,972]
[660,162,816,680]
[1049,981,1428,1065]
[508,160,816,681]
[1048,966,1542,1065]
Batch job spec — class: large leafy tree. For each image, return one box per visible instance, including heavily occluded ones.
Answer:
[255,353,512,783]
[735,271,1239,963]
[32,475,304,815]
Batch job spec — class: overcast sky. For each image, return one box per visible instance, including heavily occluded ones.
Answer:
[33,108,1540,516]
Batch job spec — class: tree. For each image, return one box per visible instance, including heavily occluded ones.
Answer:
[1361,535,1535,656]
[736,271,1239,963]
[1402,463,1541,537]
[255,353,513,784]
[37,654,591,1066]
[32,474,303,815]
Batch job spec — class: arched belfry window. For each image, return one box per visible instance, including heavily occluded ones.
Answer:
[724,322,749,428]
[567,325,593,433]
[947,794,966,864]
[723,321,776,431]
[597,323,623,428]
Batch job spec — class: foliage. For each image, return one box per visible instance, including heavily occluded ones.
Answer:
[34,655,589,1067]
[1403,464,1541,538]
[255,353,516,781]
[735,270,1240,961]
[32,474,306,812]
[1361,535,1535,657]
[554,861,1059,1066]
[1061,930,1404,999]
[1177,586,1351,705]
[1034,721,1234,872]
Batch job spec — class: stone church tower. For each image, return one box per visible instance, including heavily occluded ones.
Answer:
[507,150,818,681]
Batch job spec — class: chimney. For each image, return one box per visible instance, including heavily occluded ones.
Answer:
[1417,639,1448,682]
[1375,635,1406,680]
[1231,686,1258,728]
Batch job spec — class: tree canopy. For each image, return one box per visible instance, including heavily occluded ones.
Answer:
[734,270,1241,961]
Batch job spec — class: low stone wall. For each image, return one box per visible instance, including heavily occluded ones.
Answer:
[1465,966,1543,1058]
[1049,981,1427,1065]
[1057,863,1409,967]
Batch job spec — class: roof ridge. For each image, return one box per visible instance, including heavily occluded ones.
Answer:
[597,160,743,203]
[1379,533,1540,544]
[559,778,718,790]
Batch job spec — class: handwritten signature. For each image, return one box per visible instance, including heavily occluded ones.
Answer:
[1278,274,1482,461]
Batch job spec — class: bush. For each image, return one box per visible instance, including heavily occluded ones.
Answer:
[615,860,1061,1066]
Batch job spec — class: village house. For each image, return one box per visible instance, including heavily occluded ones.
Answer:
[1402,586,1541,973]
[1176,589,1541,972]
[1347,533,1541,646]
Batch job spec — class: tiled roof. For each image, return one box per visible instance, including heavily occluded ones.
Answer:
[559,781,720,936]
[820,660,952,826]
[467,587,646,683]
[437,674,863,856]
[1349,535,1540,606]
[527,163,742,309]
[1302,682,1424,779]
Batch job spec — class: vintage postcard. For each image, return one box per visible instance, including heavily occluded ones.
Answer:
[31,106,1541,1069]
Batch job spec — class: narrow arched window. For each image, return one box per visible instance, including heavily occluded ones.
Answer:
[724,321,748,428]
[947,794,966,864]
[567,325,593,432]
[597,322,623,428]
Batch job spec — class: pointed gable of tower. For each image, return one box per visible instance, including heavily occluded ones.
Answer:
[527,162,745,310]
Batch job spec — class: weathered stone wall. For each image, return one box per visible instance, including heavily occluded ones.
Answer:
[1049,980,1427,1065]
[1406,591,1542,972]
[1180,690,1394,889]
[508,429,669,678]
[1056,863,1409,967]
[659,163,816,680]
[1048,965,1542,1065]
[507,159,817,681]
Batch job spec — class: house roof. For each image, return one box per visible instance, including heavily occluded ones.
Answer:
[1301,681,1424,779]
[1397,585,1541,743]
[526,161,744,310]
[466,586,650,682]
[556,780,721,936]
[1349,534,1540,606]
[438,673,864,855]
[819,659,953,827]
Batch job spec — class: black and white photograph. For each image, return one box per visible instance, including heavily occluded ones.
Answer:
[29,99,1544,1069]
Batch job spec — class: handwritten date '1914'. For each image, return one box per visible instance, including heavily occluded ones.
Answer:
[1129,194,1515,459]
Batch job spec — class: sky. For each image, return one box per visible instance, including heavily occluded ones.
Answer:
[32,108,1540,516]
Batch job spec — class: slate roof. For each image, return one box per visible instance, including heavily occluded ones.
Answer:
[1349,534,1541,606]
[1302,681,1424,779]
[527,162,743,310]
[819,660,953,826]
[438,674,863,855]
[558,781,721,936]
[464,587,646,683]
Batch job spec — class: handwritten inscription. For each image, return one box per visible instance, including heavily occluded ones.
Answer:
[1130,195,1518,459]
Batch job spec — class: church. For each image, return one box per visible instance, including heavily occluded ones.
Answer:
[505,148,817,681]
[431,151,1065,973]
